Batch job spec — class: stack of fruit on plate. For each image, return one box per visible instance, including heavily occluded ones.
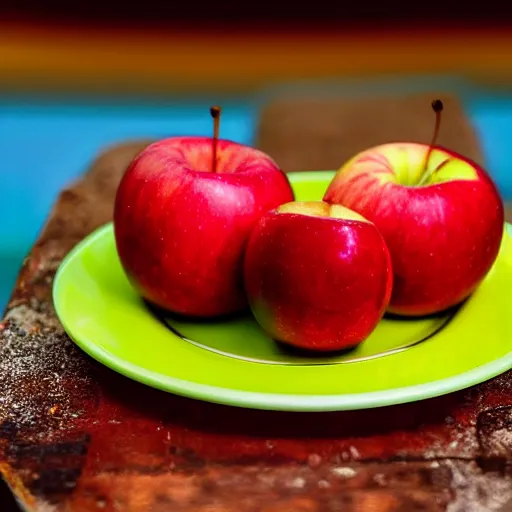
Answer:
[113,102,504,354]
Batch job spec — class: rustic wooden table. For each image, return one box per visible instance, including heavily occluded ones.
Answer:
[1,91,512,511]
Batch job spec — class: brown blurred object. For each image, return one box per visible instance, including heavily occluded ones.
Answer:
[255,92,483,172]
[3,23,512,95]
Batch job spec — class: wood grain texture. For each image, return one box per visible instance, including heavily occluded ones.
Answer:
[0,96,511,511]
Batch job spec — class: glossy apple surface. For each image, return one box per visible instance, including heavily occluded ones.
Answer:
[243,201,393,351]
[114,136,294,318]
[324,142,504,316]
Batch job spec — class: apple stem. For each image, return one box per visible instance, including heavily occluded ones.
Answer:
[210,105,222,173]
[419,99,444,182]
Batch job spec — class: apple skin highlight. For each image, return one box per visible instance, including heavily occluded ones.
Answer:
[114,136,295,318]
[324,142,505,317]
[243,201,393,352]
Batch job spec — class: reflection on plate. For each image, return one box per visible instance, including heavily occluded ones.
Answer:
[160,308,457,365]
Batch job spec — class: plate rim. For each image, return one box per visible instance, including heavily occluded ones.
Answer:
[52,174,512,411]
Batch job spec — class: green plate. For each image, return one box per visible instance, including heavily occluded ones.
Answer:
[53,171,512,411]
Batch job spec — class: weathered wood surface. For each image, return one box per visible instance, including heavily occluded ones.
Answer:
[1,93,512,511]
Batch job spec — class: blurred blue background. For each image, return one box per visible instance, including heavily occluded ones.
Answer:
[1,87,512,313]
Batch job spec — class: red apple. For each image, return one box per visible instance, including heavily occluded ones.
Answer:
[114,136,294,318]
[324,142,505,316]
[243,201,393,352]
